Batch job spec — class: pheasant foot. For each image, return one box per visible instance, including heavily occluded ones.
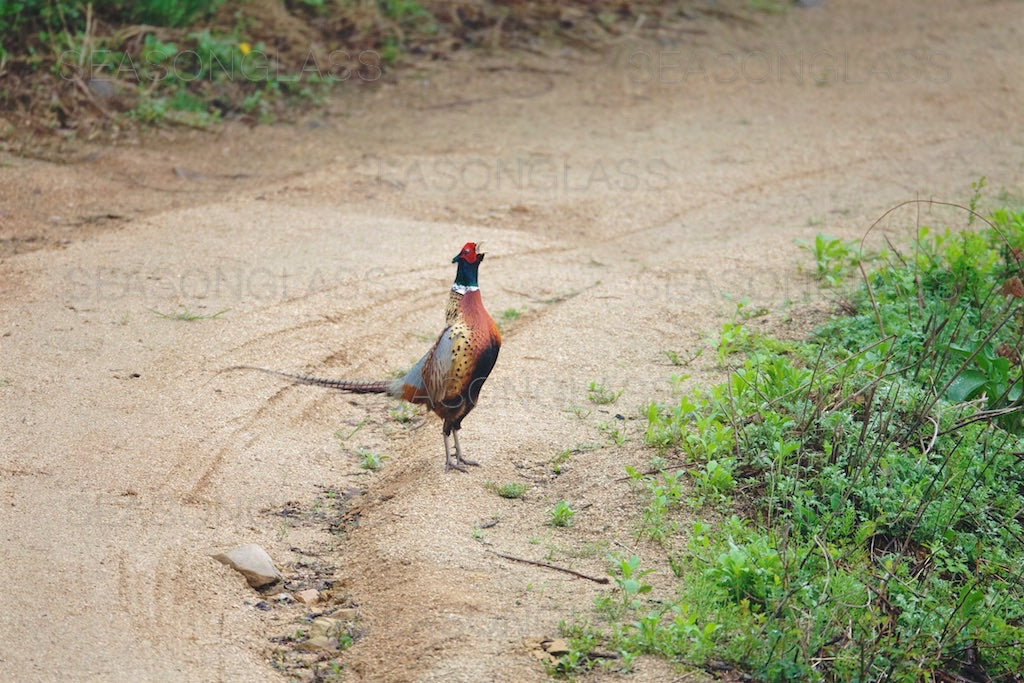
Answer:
[452,430,479,469]
[443,432,471,473]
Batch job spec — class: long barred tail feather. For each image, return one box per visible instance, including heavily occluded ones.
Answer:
[226,365,391,394]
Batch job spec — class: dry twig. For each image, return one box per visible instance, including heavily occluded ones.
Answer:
[490,551,609,584]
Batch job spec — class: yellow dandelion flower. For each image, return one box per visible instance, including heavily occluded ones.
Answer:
[239,42,251,55]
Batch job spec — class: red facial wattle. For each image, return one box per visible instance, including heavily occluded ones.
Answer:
[458,242,479,263]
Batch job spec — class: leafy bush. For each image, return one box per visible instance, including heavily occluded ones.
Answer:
[561,208,1024,681]
[0,0,335,126]
[1,0,215,52]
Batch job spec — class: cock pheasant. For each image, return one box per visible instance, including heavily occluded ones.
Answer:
[234,242,501,472]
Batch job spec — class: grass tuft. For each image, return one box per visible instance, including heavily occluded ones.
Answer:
[547,500,576,528]
[150,307,228,321]
[586,381,622,405]
[486,481,527,499]
[355,446,385,470]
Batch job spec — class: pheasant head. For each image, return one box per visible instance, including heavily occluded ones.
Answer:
[452,242,484,292]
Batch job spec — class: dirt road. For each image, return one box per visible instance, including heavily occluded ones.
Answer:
[2,0,1023,680]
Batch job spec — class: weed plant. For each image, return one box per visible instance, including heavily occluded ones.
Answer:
[486,481,527,499]
[587,381,623,405]
[548,500,576,528]
[558,208,1024,680]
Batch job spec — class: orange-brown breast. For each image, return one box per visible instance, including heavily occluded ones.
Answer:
[435,289,500,422]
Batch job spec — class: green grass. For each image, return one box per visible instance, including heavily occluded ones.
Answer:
[551,442,601,474]
[556,206,1024,681]
[128,0,214,28]
[150,307,228,320]
[796,232,865,287]
[486,481,527,499]
[1,1,220,68]
[500,307,523,323]
[389,402,418,425]
[747,0,788,13]
[1,1,214,48]
[663,348,701,366]
[356,446,385,471]
[333,421,366,446]
[586,381,622,405]
[595,419,626,446]
[566,405,591,420]
[497,307,524,333]
[2,1,333,125]
[6,0,693,132]
[547,500,576,528]
[707,296,776,366]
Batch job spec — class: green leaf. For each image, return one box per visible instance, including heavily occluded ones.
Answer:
[946,370,989,402]
[854,519,877,545]
[958,587,985,616]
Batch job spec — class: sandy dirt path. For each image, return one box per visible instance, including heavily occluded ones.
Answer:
[2,0,1023,680]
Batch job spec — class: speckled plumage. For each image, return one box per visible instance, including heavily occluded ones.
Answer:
[387,243,501,470]
[234,242,500,472]
[399,285,501,432]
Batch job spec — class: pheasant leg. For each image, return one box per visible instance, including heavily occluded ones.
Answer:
[444,432,467,473]
[452,429,479,468]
